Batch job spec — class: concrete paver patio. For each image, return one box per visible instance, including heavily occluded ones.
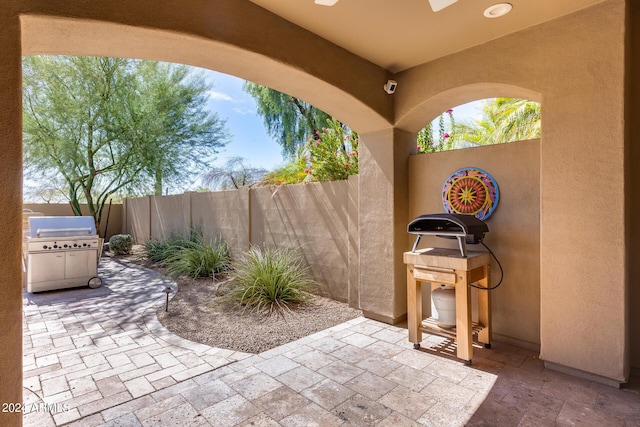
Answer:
[23,258,640,426]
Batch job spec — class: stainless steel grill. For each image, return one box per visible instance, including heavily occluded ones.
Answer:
[407,213,489,257]
[26,216,102,292]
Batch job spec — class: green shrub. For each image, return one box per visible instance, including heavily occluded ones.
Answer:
[306,117,358,181]
[142,229,205,265]
[227,246,317,313]
[143,235,191,265]
[109,234,133,255]
[164,238,230,279]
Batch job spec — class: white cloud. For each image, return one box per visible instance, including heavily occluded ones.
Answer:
[232,107,256,115]
[208,90,234,102]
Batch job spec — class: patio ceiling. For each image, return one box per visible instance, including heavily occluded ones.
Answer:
[248,0,606,73]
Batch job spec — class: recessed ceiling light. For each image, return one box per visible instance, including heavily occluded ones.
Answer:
[483,3,512,18]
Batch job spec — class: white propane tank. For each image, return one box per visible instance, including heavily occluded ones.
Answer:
[432,284,456,328]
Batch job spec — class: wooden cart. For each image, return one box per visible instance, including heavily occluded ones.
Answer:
[404,248,492,365]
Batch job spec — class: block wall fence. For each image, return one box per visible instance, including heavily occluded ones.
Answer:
[123,139,541,350]
[123,177,360,306]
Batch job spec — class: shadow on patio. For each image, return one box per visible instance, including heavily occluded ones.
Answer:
[22,257,640,426]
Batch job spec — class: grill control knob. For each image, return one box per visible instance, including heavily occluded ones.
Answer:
[53,245,58,248]
[63,244,68,248]
[73,243,78,247]
[42,245,47,249]
[83,243,87,247]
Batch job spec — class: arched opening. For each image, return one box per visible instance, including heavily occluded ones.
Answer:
[0,3,631,420]
[402,86,543,352]
[416,98,541,153]
[10,8,396,423]
[20,15,391,135]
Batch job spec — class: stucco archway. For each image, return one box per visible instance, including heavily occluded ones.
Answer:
[1,4,634,423]
[398,82,544,351]
[395,82,542,134]
[20,11,393,135]
[2,2,399,421]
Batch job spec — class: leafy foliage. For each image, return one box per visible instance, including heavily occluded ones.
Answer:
[134,61,230,195]
[142,229,205,264]
[417,109,456,153]
[109,234,133,255]
[417,98,541,154]
[243,82,332,157]
[259,118,359,185]
[22,56,229,233]
[244,83,359,184]
[226,246,317,313]
[260,155,309,186]
[453,98,540,145]
[307,118,358,181]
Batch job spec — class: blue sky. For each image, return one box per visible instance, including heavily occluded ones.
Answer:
[203,70,285,170]
[201,68,485,172]
[23,65,486,201]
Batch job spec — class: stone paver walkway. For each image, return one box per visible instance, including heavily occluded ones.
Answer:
[23,258,640,426]
[23,258,251,426]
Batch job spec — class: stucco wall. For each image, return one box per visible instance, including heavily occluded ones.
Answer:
[629,0,640,373]
[150,194,190,240]
[396,0,628,382]
[191,190,250,258]
[125,180,357,303]
[347,175,359,309]
[250,182,352,301]
[357,129,415,323]
[0,2,634,420]
[124,196,152,243]
[408,140,541,348]
[0,1,22,422]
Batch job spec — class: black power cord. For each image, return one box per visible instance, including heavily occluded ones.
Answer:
[469,241,504,290]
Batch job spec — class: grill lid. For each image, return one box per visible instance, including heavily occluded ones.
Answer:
[407,213,488,256]
[28,216,97,238]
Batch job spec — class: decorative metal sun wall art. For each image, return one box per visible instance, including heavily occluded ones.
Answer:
[442,167,499,220]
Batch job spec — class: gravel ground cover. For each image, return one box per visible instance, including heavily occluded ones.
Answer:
[109,246,362,353]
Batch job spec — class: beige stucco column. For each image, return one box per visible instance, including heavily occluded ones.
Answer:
[629,0,640,375]
[0,2,23,425]
[392,0,629,384]
[358,127,415,323]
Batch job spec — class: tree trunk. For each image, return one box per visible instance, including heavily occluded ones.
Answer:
[155,168,163,195]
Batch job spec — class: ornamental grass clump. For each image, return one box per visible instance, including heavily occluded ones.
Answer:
[142,229,230,279]
[142,229,205,265]
[227,246,317,313]
[164,238,230,279]
[143,235,189,265]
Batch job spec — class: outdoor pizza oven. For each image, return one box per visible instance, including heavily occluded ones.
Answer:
[407,213,488,257]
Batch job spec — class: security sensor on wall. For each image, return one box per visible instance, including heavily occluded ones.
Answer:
[384,80,397,94]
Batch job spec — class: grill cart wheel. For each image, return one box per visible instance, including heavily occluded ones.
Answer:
[88,277,102,289]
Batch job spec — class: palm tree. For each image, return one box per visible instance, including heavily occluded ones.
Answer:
[452,98,540,146]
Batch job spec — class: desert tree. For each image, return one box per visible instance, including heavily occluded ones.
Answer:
[22,55,229,232]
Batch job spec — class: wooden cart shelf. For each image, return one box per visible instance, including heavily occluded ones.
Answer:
[420,317,488,342]
[404,248,492,365]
